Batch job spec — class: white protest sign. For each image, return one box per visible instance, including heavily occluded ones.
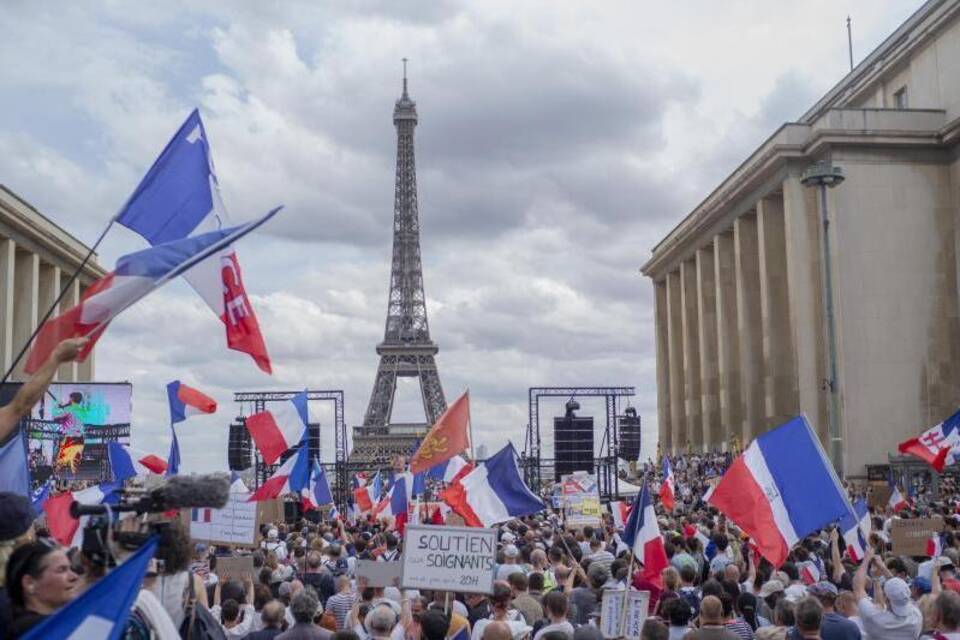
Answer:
[600,589,626,639]
[401,525,496,594]
[187,492,259,547]
[622,591,651,640]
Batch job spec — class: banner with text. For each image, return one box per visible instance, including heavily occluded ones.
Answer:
[401,524,496,594]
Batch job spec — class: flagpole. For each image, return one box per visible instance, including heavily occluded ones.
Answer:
[466,388,475,460]
[0,214,118,388]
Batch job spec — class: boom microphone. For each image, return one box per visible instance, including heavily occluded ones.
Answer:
[69,474,231,518]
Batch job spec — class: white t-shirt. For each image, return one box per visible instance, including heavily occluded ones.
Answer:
[857,597,922,640]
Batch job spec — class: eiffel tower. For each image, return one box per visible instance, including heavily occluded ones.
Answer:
[349,62,448,464]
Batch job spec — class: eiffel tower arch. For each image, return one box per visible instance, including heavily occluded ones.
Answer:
[349,63,448,465]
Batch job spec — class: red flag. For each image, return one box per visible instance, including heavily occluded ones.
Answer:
[430,507,445,525]
[44,492,81,547]
[220,254,272,374]
[410,391,471,473]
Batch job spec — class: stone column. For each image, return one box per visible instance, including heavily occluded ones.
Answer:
[0,238,15,373]
[715,231,742,451]
[681,259,702,452]
[654,280,672,453]
[666,270,686,453]
[697,244,720,451]
[735,213,764,442]
[12,250,39,380]
[38,263,62,381]
[757,194,799,429]
[782,172,828,442]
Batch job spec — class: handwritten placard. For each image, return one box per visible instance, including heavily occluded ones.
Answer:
[623,591,651,640]
[401,525,496,594]
[891,516,943,556]
[600,589,626,639]
[186,493,267,547]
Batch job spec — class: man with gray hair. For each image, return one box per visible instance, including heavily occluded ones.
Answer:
[278,589,330,640]
[246,600,286,640]
[365,603,400,640]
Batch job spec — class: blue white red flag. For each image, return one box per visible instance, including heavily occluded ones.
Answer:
[427,455,469,482]
[247,441,311,502]
[888,476,909,512]
[108,442,167,481]
[116,109,273,374]
[354,471,382,512]
[167,380,217,424]
[440,443,544,527]
[839,498,870,562]
[25,208,281,374]
[0,431,29,495]
[44,482,121,547]
[609,500,631,529]
[928,534,943,558]
[898,409,960,472]
[707,416,850,567]
[23,536,157,640]
[660,457,676,511]
[374,474,411,533]
[302,460,334,512]
[622,480,669,581]
[245,391,308,466]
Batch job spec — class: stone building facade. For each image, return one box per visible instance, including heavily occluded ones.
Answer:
[0,185,105,382]
[641,0,960,475]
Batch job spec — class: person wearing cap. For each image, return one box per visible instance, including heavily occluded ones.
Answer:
[806,582,860,640]
[758,580,785,624]
[263,528,289,562]
[852,548,921,640]
[497,545,525,582]
[0,493,38,639]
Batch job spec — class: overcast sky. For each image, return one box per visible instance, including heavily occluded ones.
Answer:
[0,1,923,472]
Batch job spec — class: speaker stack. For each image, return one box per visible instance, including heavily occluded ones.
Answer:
[554,415,594,481]
[228,418,252,471]
[618,408,642,462]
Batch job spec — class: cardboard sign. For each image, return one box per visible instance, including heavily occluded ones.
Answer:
[186,495,282,548]
[891,516,944,556]
[599,589,626,639]
[563,472,602,528]
[623,591,651,640]
[401,525,496,594]
[868,484,892,510]
[356,559,403,588]
[215,556,255,583]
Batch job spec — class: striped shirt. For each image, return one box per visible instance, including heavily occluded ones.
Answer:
[327,590,357,630]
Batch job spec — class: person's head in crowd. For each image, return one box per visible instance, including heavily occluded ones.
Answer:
[554,565,571,586]
[724,563,741,584]
[361,586,376,603]
[420,609,451,640]
[808,582,838,612]
[483,621,513,640]
[307,550,322,571]
[795,597,823,639]
[254,584,273,611]
[366,604,399,640]
[155,520,192,575]
[835,592,857,619]
[934,591,960,633]
[573,626,604,640]
[222,580,245,605]
[336,574,351,593]
[548,546,564,566]
[773,598,796,627]
[491,581,513,613]
[385,533,398,551]
[679,564,697,587]
[6,541,78,616]
[737,592,759,631]
[258,567,273,587]
[884,577,914,617]
[587,563,609,590]
[701,579,723,600]
[662,566,680,592]
[0,493,36,588]
[290,588,320,625]
[265,551,279,571]
[886,557,909,580]
[543,590,568,622]
[528,572,545,594]
[252,550,264,569]
[279,580,295,605]
[221,599,241,627]
[503,545,519,564]
[699,596,724,625]
[664,596,692,629]
[531,548,548,570]
[641,619,668,640]
[780,562,799,584]
[508,571,529,596]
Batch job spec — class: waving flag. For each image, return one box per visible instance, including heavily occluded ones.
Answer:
[609,500,631,529]
[167,380,217,423]
[410,390,471,473]
[31,482,51,517]
[622,481,668,582]
[440,443,544,527]
[302,461,334,512]
[45,483,120,547]
[660,457,676,511]
[116,109,273,373]
[888,475,908,512]
[0,431,29,495]
[426,455,469,483]
[248,443,311,502]
[928,534,943,558]
[23,536,157,640]
[166,427,181,477]
[374,475,411,534]
[898,409,960,472]
[108,442,167,482]
[840,498,871,562]
[353,471,382,512]
[800,561,821,585]
[707,416,850,567]
[246,391,308,465]
[25,208,282,374]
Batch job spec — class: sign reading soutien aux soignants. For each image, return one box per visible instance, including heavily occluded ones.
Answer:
[401,524,497,594]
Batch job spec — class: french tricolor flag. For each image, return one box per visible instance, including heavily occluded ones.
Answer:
[800,561,821,585]
[609,500,631,529]
[44,483,120,547]
[440,443,545,528]
[302,461,334,512]
[191,508,212,523]
[928,534,944,558]
[660,458,676,511]
[707,416,850,567]
[108,442,168,481]
[246,391,308,465]
[374,475,411,533]
[840,498,871,562]
[888,478,909,513]
[426,455,469,483]
[622,480,668,582]
[167,380,217,423]
[248,442,311,502]
[24,209,281,374]
[354,472,382,512]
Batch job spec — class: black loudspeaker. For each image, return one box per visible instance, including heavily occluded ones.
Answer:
[554,416,594,481]
[229,419,252,471]
[284,500,301,523]
[618,409,642,462]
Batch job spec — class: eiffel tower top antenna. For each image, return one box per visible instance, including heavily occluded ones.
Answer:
[402,57,408,96]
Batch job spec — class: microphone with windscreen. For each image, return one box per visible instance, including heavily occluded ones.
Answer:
[70,474,231,518]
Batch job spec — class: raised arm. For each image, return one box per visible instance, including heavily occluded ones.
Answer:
[0,338,87,442]
[830,528,844,584]
[852,547,873,601]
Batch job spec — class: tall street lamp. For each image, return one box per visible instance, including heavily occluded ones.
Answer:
[802,160,845,476]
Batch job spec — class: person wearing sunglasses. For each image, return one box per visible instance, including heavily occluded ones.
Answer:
[5,539,80,637]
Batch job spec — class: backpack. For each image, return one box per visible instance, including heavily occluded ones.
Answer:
[179,574,227,640]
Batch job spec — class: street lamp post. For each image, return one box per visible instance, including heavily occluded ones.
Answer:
[801,160,846,477]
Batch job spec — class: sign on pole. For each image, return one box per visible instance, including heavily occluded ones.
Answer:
[623,591,651,640]
[401,524,496,594]
[600,589,626,639]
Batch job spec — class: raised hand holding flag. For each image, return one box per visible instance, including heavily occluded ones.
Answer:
[410,390,471,474]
